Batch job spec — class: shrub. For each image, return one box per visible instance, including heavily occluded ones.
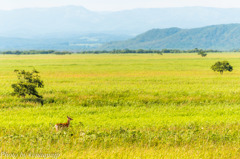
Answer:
[198,51,207,57]
[11,69,44,98]
[211,61,233,74]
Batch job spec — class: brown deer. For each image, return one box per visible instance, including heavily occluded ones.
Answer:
[55,116,73,131]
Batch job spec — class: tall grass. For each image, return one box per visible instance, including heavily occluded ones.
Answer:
[1,53,240,158]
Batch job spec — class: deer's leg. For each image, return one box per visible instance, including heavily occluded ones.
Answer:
[55,125,58,131]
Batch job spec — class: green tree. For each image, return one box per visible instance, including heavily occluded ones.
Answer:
[198,51,207,57]
[211,61,233,74]
[11,69,44,98]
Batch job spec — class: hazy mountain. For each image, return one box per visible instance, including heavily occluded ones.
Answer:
[0,33,130,51]
[2,6,240,50]
[2,6,240,37]
[101,24,240,50]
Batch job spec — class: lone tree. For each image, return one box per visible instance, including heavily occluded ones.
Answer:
[11,69,44,98]
[198,50,207,57]
[211,61,233,74]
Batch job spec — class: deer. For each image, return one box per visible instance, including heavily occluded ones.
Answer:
[55,116,73,131]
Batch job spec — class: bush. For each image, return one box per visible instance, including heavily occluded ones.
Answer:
[211,61,233,74]
[198,51,207,57]
[11,69,44,98]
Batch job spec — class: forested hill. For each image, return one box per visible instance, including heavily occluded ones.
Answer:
[101,24,240,50]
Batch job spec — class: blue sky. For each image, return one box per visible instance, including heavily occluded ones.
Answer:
[1,0,240,11]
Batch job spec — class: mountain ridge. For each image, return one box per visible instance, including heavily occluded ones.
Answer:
[3,6,240,38]
[2,6,240,50]
[101,24,240,50]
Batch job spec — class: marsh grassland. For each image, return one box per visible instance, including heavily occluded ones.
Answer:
[1,53,240,158]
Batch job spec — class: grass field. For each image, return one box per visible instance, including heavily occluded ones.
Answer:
[1,53,240,158]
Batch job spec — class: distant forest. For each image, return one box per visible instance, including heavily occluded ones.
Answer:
[0,49,223,55]
[0,50,72,55]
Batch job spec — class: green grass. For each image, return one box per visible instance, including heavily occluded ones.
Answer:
[1,53,240,158]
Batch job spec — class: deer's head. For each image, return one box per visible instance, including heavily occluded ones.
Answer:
[67,116,73,120]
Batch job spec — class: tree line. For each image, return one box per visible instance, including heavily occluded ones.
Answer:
[80,48,221,54]
[0,50,72,55]
[0,48,221,55]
